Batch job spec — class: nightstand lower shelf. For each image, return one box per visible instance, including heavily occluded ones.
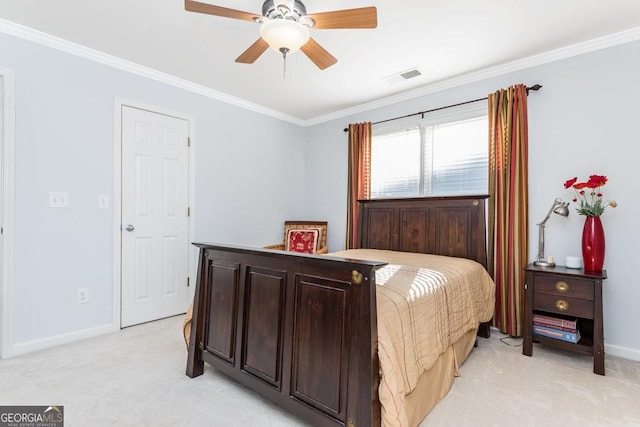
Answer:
[532,334,594,355]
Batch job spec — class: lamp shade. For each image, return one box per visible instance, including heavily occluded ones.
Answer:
[260,19,309,53]
[553,203,570,217]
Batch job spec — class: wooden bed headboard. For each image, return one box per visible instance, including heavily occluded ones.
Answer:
[357,195,488,267]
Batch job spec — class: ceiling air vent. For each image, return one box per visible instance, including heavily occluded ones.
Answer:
[382,68,423,84]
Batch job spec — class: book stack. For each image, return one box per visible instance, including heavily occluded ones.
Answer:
[532,313,581,343]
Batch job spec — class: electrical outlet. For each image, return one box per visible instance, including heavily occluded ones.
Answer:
[98,194,110,210]
[77,288,89,304]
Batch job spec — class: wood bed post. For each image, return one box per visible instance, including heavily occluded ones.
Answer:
[346,267,381,426]
[186,245,206,377]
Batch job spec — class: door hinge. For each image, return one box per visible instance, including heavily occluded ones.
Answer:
[187,136,191,147]
[187,207,191,217]
[187,277,190,287]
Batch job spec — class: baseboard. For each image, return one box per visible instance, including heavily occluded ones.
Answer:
[12,323,114,357]
[605,343,640,362]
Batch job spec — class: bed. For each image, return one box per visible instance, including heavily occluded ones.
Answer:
[186,195,495,426]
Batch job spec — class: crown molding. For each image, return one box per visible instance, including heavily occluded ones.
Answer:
[304,26,640,126]
[0,18,305,126]
[1,18,639,128]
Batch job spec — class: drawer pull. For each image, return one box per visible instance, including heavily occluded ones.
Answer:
[555,299,569,311]
[555,281,569,292]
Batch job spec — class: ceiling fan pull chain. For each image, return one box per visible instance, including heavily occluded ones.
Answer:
[280,47,289,79]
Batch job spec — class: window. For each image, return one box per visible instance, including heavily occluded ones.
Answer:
[370,103,488,199]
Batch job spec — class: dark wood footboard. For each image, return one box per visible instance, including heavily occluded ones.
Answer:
[187,243,386,427]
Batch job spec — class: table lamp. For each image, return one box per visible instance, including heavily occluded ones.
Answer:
[533,198,570,267]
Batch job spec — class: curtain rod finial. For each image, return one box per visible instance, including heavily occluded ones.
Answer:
[526,84,542,94]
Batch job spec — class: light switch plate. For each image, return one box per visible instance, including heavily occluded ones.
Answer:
[49,192,69,208]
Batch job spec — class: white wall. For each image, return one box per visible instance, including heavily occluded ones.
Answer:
[2,26,639,361]
[305,39,640,360]
[0,31,307,350]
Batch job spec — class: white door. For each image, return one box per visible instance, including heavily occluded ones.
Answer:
[121,106,190,327]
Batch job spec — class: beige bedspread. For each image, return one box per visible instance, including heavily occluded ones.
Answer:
[328,249,495,427]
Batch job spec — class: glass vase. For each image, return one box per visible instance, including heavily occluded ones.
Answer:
[582,216,605,272]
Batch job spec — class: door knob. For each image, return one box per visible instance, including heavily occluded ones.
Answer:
[124,224,135,232]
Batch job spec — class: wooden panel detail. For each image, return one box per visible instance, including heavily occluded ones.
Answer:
[434,207,471,259]
[204,259,240,364]
[398,208,428,253]
[241,267,286,388]
[291,275,349,421]
[365,207,395,250]
[162,235,177,296]
[134,237,151,300]
[358,196,488,267]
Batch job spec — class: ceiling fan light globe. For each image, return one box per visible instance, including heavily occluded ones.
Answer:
[260,19,309,54]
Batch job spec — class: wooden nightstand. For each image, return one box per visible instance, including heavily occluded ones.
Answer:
[523,264,607,375]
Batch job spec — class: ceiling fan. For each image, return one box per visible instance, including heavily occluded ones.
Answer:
[184,0,377,70]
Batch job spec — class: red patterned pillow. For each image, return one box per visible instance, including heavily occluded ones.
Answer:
[285,229,320,254]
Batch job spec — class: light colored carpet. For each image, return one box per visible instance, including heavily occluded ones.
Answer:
[1,316,639,426]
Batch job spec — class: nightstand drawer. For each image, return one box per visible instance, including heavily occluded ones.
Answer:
[533,275,594,300]
[533,293,594,319]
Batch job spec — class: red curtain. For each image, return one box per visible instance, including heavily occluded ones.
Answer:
[488,85,529,336]
[346,123,372,249]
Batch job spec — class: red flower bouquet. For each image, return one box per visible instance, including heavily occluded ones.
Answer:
[564,175,617,217]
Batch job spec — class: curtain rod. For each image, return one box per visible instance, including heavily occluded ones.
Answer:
[343,84,542,132]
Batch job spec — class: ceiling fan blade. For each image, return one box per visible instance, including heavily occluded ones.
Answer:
[300,38,337,70]
[235,38,269,64]
[184,0,261,23]
[306,7,377,29]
